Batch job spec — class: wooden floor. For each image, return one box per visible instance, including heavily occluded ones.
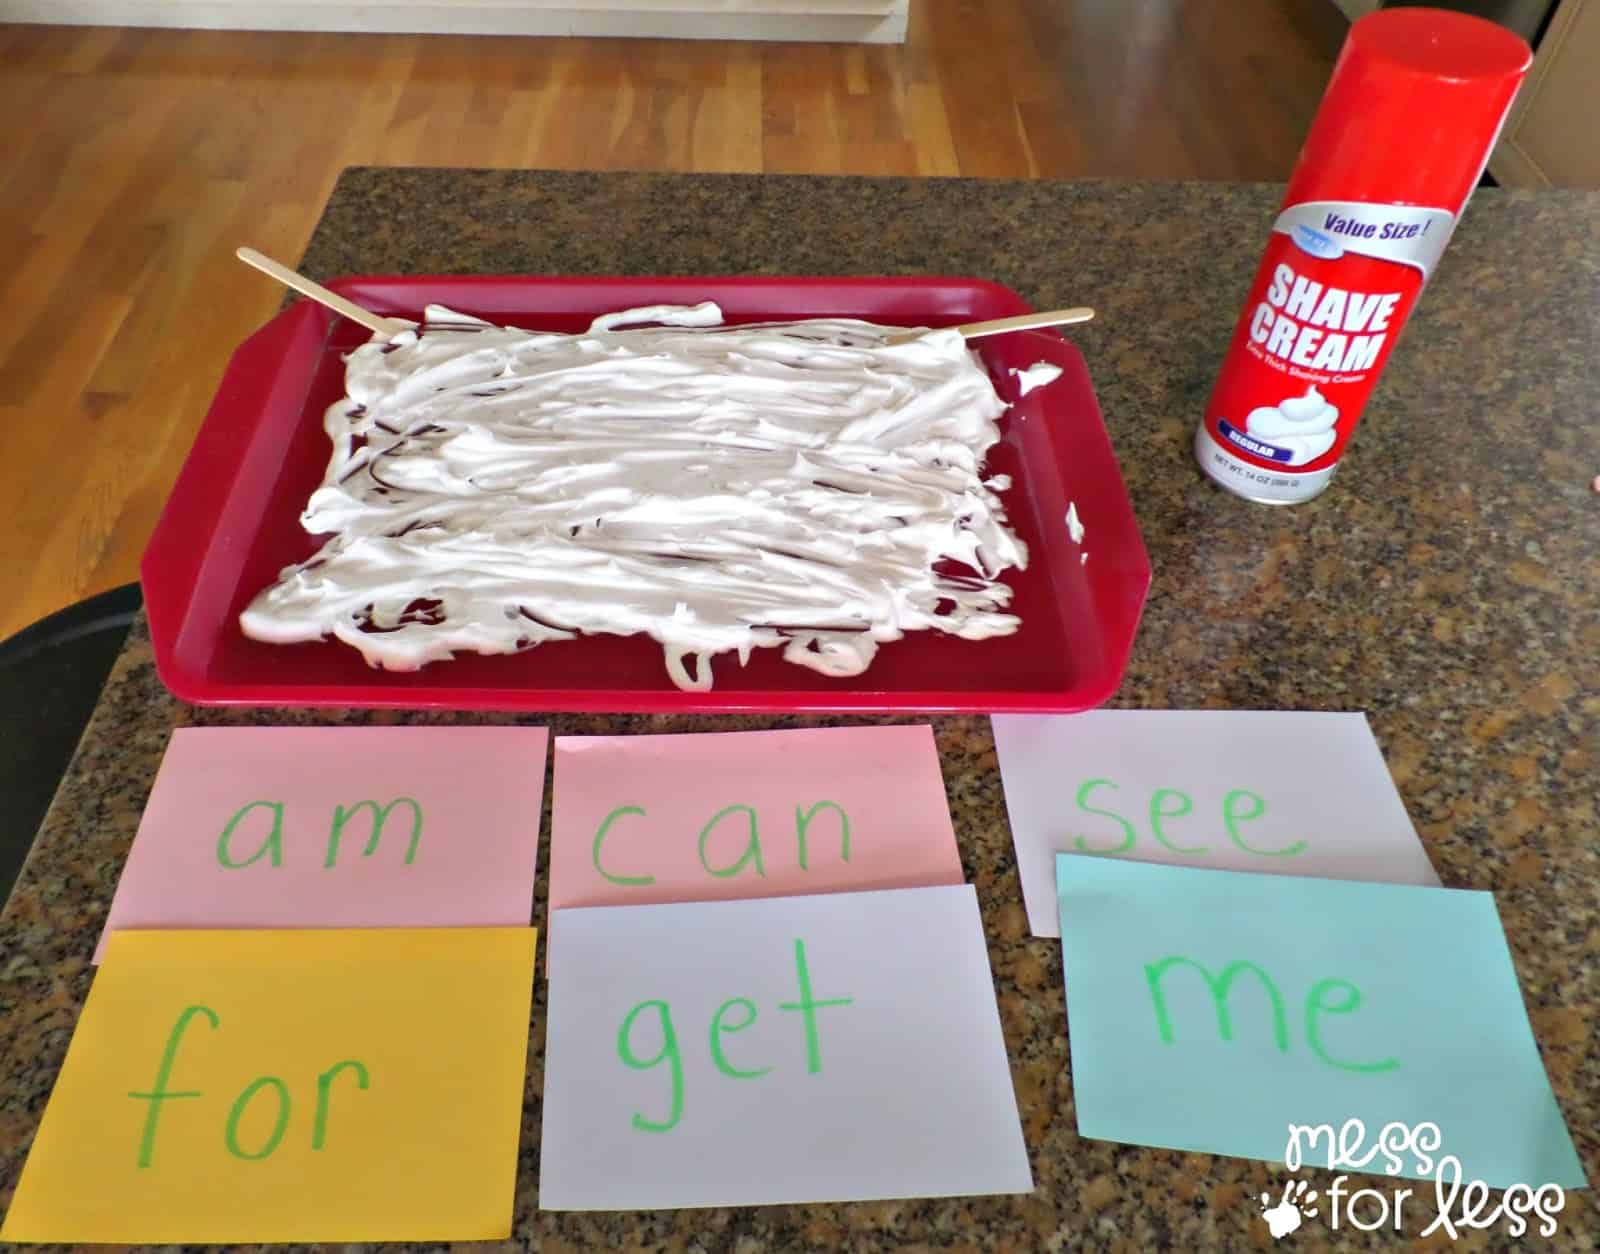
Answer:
[0,1,1348,641]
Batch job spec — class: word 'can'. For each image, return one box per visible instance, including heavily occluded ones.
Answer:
[1195,8,1531,504]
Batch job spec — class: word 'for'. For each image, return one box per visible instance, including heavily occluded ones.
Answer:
[130,1005,370,1165]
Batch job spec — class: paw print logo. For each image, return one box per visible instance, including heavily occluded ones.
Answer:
[1259,1179,1319,1239]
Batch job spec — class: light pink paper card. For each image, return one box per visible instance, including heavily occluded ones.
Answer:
[548,725,963,913]
[96,726,549,961]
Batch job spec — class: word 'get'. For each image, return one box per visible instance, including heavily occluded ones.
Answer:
[617,937,853,1133]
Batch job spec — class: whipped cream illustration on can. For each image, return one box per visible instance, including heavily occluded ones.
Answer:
[1244,385,1339,467]
[1195,9,1530,504]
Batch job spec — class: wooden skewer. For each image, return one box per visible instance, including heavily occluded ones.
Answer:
[236,247,415,338]
[885,306,1095,346]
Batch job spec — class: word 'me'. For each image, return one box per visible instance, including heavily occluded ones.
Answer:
[1069,780,1307,857]
[130,1004,369,1165]
[591,800,851,887]
[1145,957,1398,1073]
[616,938,853,1133]
[215,798,423,870]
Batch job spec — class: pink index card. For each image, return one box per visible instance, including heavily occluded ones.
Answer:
[548,725,963,912]
[95,726,549,961]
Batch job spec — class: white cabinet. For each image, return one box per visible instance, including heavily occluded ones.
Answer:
[0,0,911,42]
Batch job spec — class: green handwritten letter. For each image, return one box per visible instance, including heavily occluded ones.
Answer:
[698,805,765,879]
[324,798,423,868]
[617,1000,684,1133]
[313,1059,371,1149]
[1305,978,1400,1073]
[1150,788,1207,854]
[777,938,854,1074]
[224,1076,291,1161]
[591,805,655,887]
[128,1004,220,1168]
[794,801,851,870]
[1073,779,1137,853]
[709,998,772,1079]
[1224,789,1308,856]
[216,802,284,869]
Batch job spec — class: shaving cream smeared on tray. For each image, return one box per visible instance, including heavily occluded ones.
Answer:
[239,302,1029,691]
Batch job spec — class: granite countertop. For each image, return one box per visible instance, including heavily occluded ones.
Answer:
[2,170,1596,1251]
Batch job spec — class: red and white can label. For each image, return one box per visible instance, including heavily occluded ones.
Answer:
[1196,199,1455,502]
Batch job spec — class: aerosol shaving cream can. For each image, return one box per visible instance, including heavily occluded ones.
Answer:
[1195,8,1530,504]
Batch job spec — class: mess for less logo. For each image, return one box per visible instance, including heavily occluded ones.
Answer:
[1257,1119,1566,1240]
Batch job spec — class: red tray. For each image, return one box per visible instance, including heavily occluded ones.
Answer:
[142,276,1150,713]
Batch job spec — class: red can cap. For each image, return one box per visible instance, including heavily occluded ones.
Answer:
[1285,7,1532,213]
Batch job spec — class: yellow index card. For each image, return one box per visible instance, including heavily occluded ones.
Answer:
[1,927,537,1243]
